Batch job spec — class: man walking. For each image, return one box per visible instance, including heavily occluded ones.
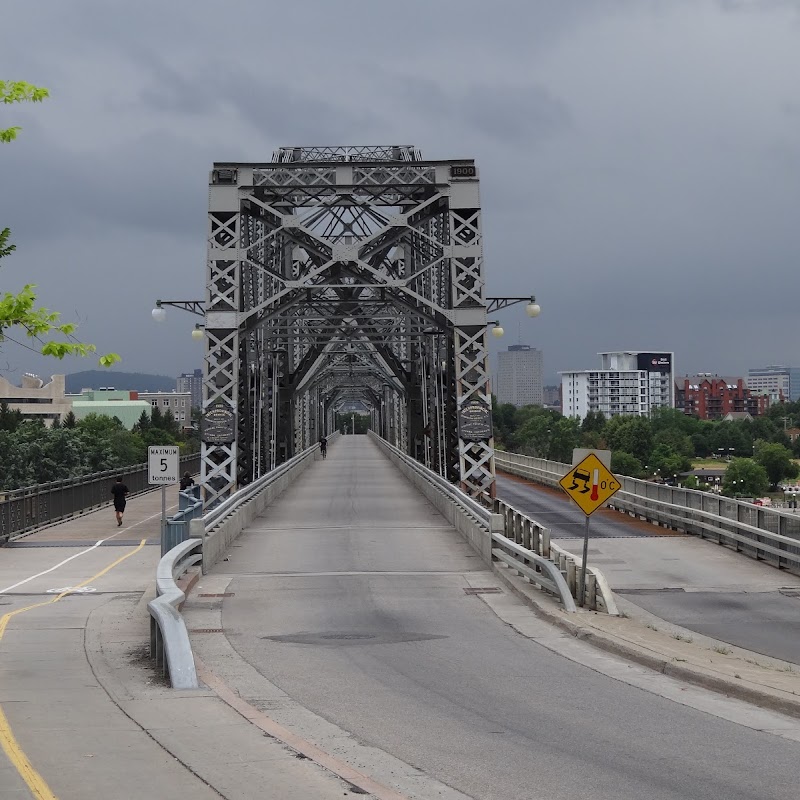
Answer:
[111,476,129,527]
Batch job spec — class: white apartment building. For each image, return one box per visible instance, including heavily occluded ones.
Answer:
[561,351,674,421]
[136,390,193,426]
[495,345,544,407]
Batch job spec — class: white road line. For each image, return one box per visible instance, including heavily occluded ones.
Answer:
[0,505,176,595]
[0,540,106,594]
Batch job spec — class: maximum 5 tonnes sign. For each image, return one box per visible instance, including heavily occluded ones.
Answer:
[148,446,179,485]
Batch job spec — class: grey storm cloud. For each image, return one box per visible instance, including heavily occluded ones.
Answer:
[2,0,800,384]
[392,76,572,146]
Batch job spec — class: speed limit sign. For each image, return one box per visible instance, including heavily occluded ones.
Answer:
[148,446,179,485]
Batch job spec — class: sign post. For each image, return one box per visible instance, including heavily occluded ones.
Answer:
[558,452,621,607]
[148,445,179,552]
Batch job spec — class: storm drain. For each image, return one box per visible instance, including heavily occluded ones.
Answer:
[190,628,224,633]
[198,593,235,598]
[463,587,502,595]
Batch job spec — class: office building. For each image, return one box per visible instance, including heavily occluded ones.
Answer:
[69,388,151,429]
[561,351,674,421]
[495,345,543,407]
[747,365,800,402]
[177,368,203,409]
[0,374,72,426]
[137,391,193,426]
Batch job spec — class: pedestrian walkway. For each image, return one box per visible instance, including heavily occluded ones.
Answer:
[5,486,175,548]
[0,475,375,799]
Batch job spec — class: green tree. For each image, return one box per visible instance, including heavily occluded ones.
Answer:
[547,416,580,463]
[0,401,22,432]
[491,396,518,448]
[610,451,643,478]
[605,416,653,464]
[682,475,700,490]
[1,79,119,367]
[62,410,77,428]
[722,458,769,497]
[581,410,606,434]
[516,409,554,458]
[0,80,49,142]
[650,443,692,478]
[161,410,179,436]
[133,409,151,433]
[708,421,752,458]
[753,442,799,488]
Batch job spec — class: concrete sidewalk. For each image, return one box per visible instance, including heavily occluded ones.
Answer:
[494,558,800,720]
[0,484,378,798]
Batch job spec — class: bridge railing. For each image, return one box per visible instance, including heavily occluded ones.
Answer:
[495,450,800,573]
[162,486,203,556]
[1,453,201,544]
[369,432,587,612]
[494,498,617,615]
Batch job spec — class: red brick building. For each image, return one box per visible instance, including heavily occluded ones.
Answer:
[675,374,770,420]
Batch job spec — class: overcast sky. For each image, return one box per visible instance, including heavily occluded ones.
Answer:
[2,0,800,387]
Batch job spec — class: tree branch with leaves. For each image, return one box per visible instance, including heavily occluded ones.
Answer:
[1,79,119,367]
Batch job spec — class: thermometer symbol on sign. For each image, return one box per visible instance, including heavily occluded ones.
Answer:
[590,469,600,502]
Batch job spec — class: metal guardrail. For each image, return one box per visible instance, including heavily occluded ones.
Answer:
[367,431,491,525]
[369,433,583,613]
[202,431,340,532]
[494,498,618,615]
[1,453,201,543]
[148,537,202,689]
[162,486,203,555]
[495,450,800,573]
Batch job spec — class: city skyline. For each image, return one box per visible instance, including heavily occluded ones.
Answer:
[3,2,800,384]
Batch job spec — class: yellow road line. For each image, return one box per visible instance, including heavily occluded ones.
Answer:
[0,539,147,800]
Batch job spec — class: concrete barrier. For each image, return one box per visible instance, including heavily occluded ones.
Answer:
[148,538,203,689]
[368,431,496,563]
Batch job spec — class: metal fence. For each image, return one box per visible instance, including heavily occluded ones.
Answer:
[0,454,201,543]
[495,451,800,572]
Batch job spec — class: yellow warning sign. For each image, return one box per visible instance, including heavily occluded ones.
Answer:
[559,453,621,516]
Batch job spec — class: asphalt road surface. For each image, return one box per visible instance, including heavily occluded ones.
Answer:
[211,438,800,800]
[497,472,800,665]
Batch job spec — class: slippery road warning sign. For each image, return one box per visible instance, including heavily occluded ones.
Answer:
[559,453,621,516]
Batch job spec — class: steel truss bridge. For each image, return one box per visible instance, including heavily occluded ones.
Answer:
[199,144,514,508]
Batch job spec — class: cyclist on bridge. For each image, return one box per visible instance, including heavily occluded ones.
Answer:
[319,436,327,459]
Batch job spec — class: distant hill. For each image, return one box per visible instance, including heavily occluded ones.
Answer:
[66,370,177,393]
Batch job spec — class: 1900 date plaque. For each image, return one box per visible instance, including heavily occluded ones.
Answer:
[458,399,492,441]
[201,402,236,444]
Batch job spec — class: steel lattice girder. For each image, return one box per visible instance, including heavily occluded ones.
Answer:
[202,146,495,508]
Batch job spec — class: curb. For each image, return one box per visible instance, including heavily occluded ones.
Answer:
[491,560,800,720]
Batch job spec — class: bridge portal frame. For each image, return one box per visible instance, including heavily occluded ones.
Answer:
[202,146,496,508]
